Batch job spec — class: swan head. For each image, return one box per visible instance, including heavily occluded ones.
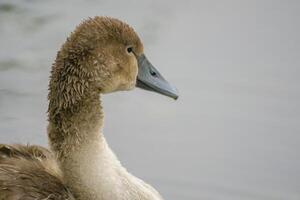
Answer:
[50,17,178,108]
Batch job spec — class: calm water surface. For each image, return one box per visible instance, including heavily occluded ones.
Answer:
[0,1,300,199]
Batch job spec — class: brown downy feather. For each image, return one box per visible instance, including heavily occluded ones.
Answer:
[0,144,74,200]
[0,16,147,200]
[47,17,142,160]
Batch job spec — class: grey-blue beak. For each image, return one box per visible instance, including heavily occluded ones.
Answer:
[136,54,179,100]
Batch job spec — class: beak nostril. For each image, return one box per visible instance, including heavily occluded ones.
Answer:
[150,70,157,76]
[137,54,179,99]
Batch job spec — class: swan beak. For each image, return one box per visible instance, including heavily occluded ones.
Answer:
[136,54,179,100]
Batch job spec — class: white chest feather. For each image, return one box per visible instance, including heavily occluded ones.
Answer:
[62,138,163,200]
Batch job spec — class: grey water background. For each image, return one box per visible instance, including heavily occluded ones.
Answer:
[0,0,299,199]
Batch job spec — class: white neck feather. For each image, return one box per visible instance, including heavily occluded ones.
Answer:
[49,95,163,200]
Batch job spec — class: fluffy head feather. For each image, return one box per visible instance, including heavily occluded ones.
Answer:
[48,17,144,115]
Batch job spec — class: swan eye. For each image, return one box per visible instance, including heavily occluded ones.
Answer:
[127,47,133,53]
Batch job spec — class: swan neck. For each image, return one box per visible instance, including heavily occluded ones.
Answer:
[47,92,104,159]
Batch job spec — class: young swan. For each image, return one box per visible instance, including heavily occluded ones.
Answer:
[0,17,178,200]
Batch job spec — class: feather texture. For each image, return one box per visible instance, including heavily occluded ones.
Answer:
[0,144,74,200]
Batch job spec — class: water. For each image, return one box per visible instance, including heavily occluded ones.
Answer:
[0,0,300,199]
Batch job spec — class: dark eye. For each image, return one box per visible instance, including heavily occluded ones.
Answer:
[127,47,133,53]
